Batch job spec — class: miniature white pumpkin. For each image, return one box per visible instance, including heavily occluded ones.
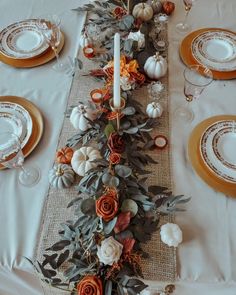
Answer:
[132,3,153,22]
[150,0,163,14]
[71,146,101,176]
[144,52,167,80]
[49,164,75,189]
[79,32,92,48]
[160,223,183,247]
[70,104,96,132]
[146,101,163,118]
[127,30,145,51]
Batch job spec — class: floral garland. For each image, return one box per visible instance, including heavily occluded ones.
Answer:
[28,1,189,295]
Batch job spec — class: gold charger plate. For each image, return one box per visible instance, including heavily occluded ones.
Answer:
[180,28,236,80]
[188,115,236,197]
[0,95,44,169]
[0,32,64,68]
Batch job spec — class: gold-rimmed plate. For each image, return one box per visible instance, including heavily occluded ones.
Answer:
[180,28,236,80]
[188,115,236,197]
[0,96,44,170]
[0,32,64,68]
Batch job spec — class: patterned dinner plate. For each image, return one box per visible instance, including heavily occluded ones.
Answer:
[0,19,49,59]
[0,112,23,146]
[200,120,236,184]
[212,123,236,170]
[191,30,236,71]
[0,102,33,148]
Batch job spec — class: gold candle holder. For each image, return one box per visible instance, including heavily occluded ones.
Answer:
[109,98,126,131]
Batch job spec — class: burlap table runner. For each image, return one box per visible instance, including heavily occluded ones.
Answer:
[35,22,175,295]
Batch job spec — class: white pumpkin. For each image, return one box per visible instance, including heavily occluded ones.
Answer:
[127,30,145,51]
[146,101,163,118]
[132,3,153,22]
[144,52,167,80]
[49,164,75,189]
[71,146,101,176]
[70,104,96,132]
[79,32,92,48]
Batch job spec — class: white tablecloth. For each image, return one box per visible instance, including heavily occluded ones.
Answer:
[1,0,236,294]
[0,0,86,294]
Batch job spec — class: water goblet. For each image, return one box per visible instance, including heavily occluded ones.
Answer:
[0,132,40,186]
[36,14,67,72]
[176,0,198,33]
[174,65,213,122]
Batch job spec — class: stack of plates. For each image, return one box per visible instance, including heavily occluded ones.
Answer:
[0,19,64,68]
[180,28,236,80]
[0,96,43,170]
[188,115,236,197]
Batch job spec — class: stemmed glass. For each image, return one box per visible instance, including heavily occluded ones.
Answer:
[174,65,213,122]
[36,14,66,72]
[0,132,40,186]
[176,0,197,33]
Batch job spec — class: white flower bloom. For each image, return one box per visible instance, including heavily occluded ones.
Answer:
[127,30,145,51]
[120,76,132,91]
[97,236,123,265]
[160,223,182,247]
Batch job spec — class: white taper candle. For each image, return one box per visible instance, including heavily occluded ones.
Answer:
[113,33,121,108]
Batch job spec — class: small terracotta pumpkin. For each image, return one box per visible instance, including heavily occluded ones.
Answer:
[162,1,175,15]
[56,147,74,164]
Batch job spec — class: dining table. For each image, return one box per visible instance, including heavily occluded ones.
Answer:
[0,0,236,294]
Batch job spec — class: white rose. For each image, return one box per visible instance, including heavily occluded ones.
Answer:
[160,223,182,247]
[127,30,145,51]
[97,236,123,265]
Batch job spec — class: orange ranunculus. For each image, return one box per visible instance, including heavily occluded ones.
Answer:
[109,152,121,165]
[77,275,103,295]
[113,6,127,19]
[104,56,139,80]
[96,191,119,222]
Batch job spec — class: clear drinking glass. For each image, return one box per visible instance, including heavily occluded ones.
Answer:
[36,14,66,72]
[0,132,40,186]
[176,0,197,33]
[174,65,213,122]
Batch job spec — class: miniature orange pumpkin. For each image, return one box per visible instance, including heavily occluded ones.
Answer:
[162,1,175,15]
[56,147,74,164]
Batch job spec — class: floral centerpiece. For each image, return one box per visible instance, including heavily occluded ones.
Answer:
[28,1,186,295]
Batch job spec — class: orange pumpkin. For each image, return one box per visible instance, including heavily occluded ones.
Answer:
[56,147,74,164]
[162,1,175,15]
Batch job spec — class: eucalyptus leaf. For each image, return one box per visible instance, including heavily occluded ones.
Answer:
[80,199,96,216]
[46,240,71,251]
[104,123,115,138]
[122,107,136,116]
[104,217,117,235]
[57,250,70,268]
[115,165,132,178]
[102,173,120,187]
[123,127,139,134]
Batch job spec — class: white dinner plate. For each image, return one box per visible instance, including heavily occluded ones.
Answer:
[191,30,236,71]
[200,120,236,183]
[0,102,33,148]
[0,19,49,59]
[0,112,23,142]
[212,124,236,170]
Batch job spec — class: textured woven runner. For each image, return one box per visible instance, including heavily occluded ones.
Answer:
[35,21,175,295]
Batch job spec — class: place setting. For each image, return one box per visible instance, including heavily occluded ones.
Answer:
[0,95,43,186]
[0,15,66,69]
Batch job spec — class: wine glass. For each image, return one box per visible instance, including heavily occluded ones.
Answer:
[174,65,213,122]
[36,14,66,72]
[176,0,197,33]
[0,132,40,186]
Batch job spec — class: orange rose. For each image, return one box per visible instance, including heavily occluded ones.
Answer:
[96,191,118,222]
[113,6,127,19]
[109,152,121,165]
[77,275,103,295]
